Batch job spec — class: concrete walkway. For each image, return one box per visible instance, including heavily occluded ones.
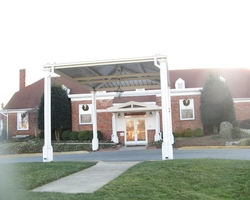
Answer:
[32,161,138,194]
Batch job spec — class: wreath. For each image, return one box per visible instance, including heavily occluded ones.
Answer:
[183,99,190,106]
[82,104,89,111]
[21,113,26,118]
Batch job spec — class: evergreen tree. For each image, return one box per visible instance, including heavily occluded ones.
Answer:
[37,84,71,141]
[200,73,236,133]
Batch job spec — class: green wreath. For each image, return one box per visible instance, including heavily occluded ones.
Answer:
[82,104,89,111]
[183,99,190,106]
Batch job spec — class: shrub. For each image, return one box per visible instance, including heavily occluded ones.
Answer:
[183,128,193,137]
[38,130,44,139]
[231,127,242,139]
[0,128,7,141]
[98,130,103,140]
[69,131,79,140]
[78,130,91,141]
[194,128,204,137]
[61,130,71,140]
[173,131,183,137]
[89,130,103,140]
[241,131,250,138]
[239,119,250,129]
[238,138,250,146]
[149,140,163,148]
[242,119,250,123]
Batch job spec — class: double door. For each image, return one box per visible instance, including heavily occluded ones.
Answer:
[125,119,146,145]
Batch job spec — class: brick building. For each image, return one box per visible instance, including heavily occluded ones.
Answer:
[3,67,250,146]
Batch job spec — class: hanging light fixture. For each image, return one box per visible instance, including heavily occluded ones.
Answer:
[114,67,124,98]
[114,82,124,98]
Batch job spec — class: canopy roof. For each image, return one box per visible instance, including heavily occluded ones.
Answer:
[44,55,167,91]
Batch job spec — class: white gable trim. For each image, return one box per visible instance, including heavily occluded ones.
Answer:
[99,101,160,113]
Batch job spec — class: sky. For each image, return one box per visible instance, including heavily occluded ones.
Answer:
[0,0,250,106]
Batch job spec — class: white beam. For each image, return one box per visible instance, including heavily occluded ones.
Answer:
[43,66,54,162]
[154,57,173,160]
[154,111,161,141]
[73,72,160,81]
[91,91,99,150]
[111,113,119,143]
[45,55,167,69]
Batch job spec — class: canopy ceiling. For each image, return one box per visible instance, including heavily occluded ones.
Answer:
[43,55,167,91]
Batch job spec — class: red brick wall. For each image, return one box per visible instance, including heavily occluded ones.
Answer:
[117,131,125,145]
[234,102,250,121]
[6,112,40,137]
[156,95,203,133]
[71,100,92,132]
[71,99,113,140]
[147,130,155,144]
[6,96,250,140]
[19,69,26,90]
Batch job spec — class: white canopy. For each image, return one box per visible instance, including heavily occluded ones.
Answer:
[43,55,173,162]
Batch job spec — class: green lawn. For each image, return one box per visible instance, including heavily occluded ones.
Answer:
[1,159,250,200]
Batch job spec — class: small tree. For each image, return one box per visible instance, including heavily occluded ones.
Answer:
[200,73,236,133]
[37,84,71,141]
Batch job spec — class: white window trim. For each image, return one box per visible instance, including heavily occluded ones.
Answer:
[17,112,29,130]
[179,99,195,120]
[79,104,93,124]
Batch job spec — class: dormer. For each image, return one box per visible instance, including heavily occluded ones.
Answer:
[175,78,185,89]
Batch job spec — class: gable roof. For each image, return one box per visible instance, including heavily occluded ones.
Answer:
[169,68,250,98]
[4,67,250,110]
[4,76,89,109]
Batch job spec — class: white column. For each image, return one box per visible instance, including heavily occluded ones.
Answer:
[43,67,53,162]
[91,91,99,150]
[154,111,161,141]
[111,113,119,143]
[155,58,173,160]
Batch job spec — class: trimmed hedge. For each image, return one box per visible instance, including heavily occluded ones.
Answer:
[173,131,183,138]
[194,128,204,137]
[89,130,103,140]
[78,130,103,141]
[78,130,91,141]
[183,128,193,137]
[61,130,71,140]
[69,131,79,140]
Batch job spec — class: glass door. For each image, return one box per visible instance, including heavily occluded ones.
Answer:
[126,119,146,145]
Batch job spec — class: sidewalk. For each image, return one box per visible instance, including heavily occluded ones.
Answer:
[32,161,138,194]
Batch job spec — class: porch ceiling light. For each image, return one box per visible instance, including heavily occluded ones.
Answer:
[114,86,124,98]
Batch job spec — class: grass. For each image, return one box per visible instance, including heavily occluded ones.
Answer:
[0,159,250,199]
[0,161,97,199]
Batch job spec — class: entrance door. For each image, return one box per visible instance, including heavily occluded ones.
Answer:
[125,119,146,145]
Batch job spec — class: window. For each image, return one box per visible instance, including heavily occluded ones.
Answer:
[179,99,195,120]
[175,78,185,89]
[17,112,29,130]
[79,104,92,124]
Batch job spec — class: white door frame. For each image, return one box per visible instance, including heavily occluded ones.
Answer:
[125,118,147,146]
